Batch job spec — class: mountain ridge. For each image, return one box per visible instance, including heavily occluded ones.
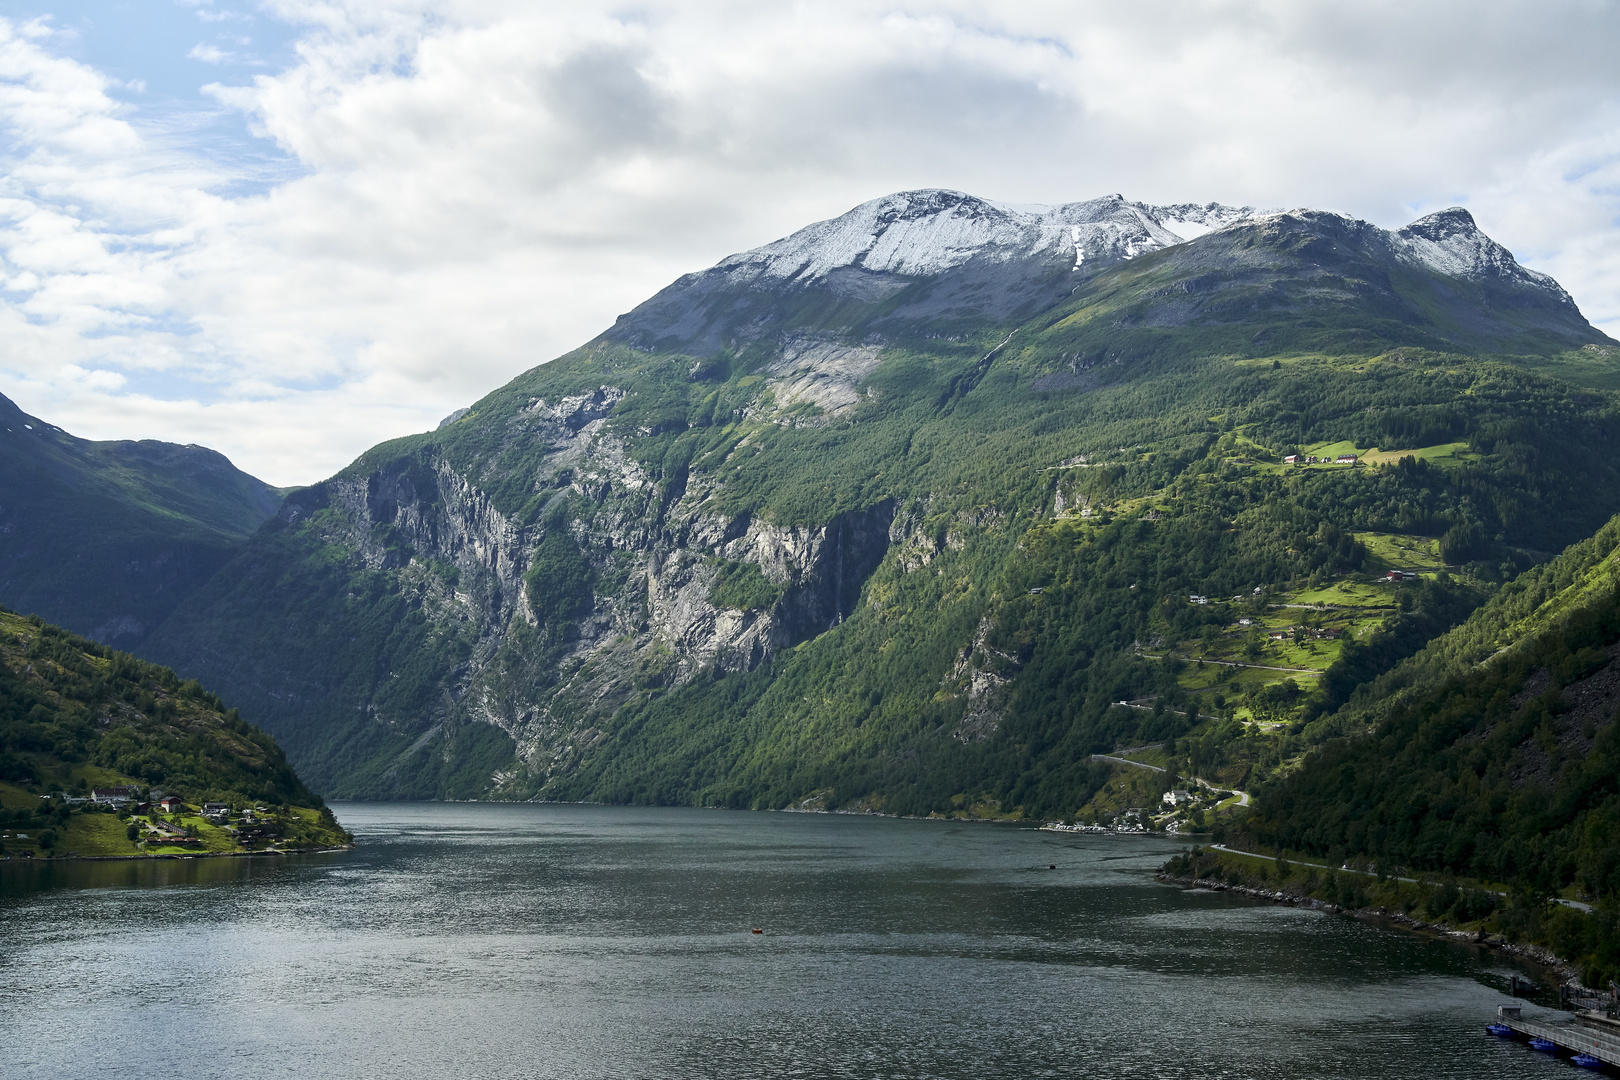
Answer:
[602,190,1603,368]
[0,393,283,650]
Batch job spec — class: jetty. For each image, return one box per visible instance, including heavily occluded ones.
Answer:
[1494,1003,1620,1065]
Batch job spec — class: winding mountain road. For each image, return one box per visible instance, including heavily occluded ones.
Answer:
[1089,754,1251,807]
[1208,844,1591,911]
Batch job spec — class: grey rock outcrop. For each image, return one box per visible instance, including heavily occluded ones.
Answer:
[265,384,901,789]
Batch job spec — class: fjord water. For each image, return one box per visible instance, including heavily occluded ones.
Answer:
[0,805,1570,1079]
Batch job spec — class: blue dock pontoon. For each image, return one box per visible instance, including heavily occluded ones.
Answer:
[1492,1002,1620,1067]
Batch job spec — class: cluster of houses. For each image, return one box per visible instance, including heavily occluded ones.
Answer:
[1184,609,1341,641]
[1042,788,1239,835]
[143,815,200,846]
[137,799,282,848]
[51,787,201,812]
[1267,626,1341,642]
[1284,453,1358,465]
[1188,587,1271,607]
[42,786,285,849]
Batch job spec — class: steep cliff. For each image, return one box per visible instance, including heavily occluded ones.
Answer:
[144,375,913,797]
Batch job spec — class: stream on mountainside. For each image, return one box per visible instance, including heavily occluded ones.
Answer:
[0,803,1577,1079]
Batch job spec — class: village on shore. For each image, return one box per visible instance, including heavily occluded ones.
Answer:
[0,783,337,861]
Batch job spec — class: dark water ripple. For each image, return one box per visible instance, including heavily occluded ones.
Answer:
[0,803,1576,1079]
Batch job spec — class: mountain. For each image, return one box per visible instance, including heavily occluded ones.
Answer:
[0,393,283,649]
[0,606,348,857]
[139,189,1620,806]
[610,191,1596,360]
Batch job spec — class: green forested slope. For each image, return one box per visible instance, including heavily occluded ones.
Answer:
[1223,519,1620,984]
[0,393,283,649]
[1242,512,1620,890]
[0,606,347,856]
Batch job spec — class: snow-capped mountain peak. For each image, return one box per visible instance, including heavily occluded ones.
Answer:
[712,191,1568,307]
[1393,207,1571,304]
[609,190,1592,358]
[715,190,1259,287]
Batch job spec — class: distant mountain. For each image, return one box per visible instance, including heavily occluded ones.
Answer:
[140,189,1620,807]
[0,393,282,648]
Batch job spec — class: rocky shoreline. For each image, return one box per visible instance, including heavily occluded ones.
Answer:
[1157,870,1577,983]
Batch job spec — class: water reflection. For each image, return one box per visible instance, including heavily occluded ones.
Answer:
[0,803,1570,1080]
[0,850,334,896]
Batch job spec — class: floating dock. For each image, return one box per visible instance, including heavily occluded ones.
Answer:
[1498,1004,1620,1066]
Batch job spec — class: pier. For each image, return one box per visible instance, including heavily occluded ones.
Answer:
[1498,1005,1620,1065]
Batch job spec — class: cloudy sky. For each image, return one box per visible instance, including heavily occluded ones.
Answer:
[2,0,1619,486]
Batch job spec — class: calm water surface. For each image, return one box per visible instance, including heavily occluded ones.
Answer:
[0,803,1577,1079]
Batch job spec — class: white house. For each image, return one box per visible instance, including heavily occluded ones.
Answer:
[1162,790,1195,807]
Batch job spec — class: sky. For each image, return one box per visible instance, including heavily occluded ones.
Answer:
[1,1,1619,487]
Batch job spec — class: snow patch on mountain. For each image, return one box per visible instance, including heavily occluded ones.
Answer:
[1144,202,1263,241]
[1393,208,1574,306]
[1156,218,1214,241]
[714,190,1231,287]
[698,190,1573,312]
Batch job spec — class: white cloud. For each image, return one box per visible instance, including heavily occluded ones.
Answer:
[0,1,1618,486]
[187,43,231,64]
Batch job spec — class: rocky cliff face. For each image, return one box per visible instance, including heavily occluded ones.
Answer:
[248,382,905,794]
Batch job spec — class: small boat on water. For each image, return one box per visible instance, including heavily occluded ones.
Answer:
[1485,1023,1514,1038]
[1572,1052,1605,1069]
[1529,1037,1559,1053]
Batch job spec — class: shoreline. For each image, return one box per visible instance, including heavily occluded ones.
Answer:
[359,796,1103,827]
[1157,870,1577,983]
[0,844,355,866]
